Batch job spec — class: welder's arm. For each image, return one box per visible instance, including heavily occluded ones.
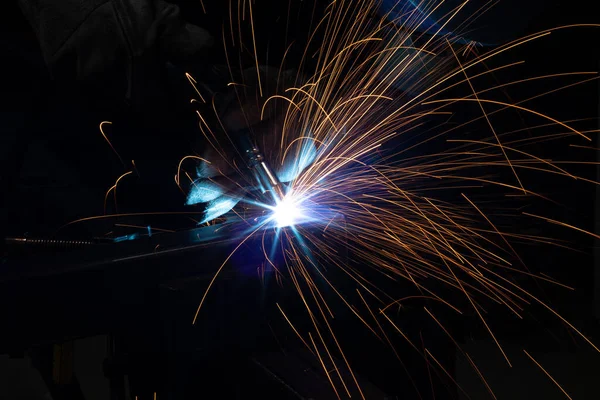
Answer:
[18,0,213,107]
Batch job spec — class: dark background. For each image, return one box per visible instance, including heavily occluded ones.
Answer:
[1,0,599,399]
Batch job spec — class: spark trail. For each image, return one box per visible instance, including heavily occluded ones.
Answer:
[181,1,600,397]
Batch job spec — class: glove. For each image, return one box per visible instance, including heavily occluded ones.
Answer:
[185,66,317,223]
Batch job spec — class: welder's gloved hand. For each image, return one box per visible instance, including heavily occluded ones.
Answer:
[186,66,317,224]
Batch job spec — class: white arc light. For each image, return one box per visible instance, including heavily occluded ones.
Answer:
[273,197,302,228]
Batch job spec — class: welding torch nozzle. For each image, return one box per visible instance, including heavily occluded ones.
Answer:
[236,134,285,203]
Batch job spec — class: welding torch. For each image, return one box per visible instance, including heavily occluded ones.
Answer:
[234,133,286,205]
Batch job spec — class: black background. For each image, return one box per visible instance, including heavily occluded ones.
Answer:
[1,1,599,399]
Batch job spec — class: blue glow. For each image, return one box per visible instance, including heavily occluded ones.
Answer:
[278,140,317,183]
[201,197,241,224]
[378,0,487,45]
[113,233,139,243]
[186,180,224,204]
